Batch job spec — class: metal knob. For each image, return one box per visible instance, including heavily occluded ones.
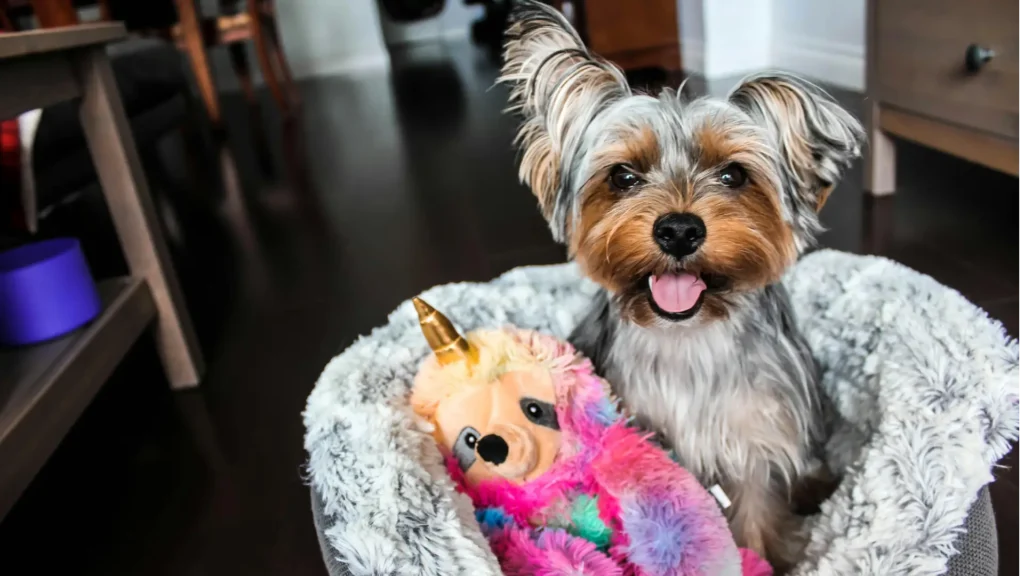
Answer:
[965,44,995,72]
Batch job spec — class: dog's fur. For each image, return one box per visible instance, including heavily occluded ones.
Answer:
[499,1,864,569]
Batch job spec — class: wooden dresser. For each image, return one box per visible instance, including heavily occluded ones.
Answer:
[579,0,681,73]
[865,0,1019,194]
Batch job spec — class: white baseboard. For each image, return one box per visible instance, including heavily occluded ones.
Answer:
[772,37,865,91]
[384,24,471,47]
[292,52,391,79]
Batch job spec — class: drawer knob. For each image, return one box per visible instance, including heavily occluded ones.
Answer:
[965,44,995,72]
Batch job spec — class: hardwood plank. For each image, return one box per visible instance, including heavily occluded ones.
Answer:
[880,104,1019,176]
[0,277,156,521]
[0,51,79,119]
[74,46,205,388]
[0,22,125,59]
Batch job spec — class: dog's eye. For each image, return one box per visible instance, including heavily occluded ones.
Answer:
[609,165,642,191]
[718,163,748,188]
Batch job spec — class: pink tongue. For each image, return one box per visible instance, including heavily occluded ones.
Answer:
[649,273,706,313]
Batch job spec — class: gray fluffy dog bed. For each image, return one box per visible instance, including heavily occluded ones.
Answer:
[304,250,1019,575]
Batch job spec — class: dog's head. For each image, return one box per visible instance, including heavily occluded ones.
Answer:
[501,1,864,327]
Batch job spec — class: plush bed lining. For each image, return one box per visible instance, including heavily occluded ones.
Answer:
[305,250,1019,576]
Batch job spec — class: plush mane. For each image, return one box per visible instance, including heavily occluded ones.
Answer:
[411,327,591,421]
[413,326,758,576]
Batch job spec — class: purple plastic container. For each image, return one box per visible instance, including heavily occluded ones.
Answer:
[0,238,102,346]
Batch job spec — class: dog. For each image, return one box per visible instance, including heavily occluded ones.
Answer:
[499,1,864,569]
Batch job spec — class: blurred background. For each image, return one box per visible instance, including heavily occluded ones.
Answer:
[0,0,1017,574]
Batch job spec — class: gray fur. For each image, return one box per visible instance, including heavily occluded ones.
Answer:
[729,71,864,250]
[571,283,830,487]
[304,252,1019,575]
[502,4,866,562]
[500,3,863,253]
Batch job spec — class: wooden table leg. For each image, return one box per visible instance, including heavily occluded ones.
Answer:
[29,0,79,28]
[174,0,222,127]
[73,46,204,389]
[248,0,290,114]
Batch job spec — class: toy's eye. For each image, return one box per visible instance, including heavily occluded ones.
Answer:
[454,426,481,472]
[520,398,560,430]
[609,165,643,191]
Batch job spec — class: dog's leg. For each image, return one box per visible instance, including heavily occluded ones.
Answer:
[790,461,841,516]
[726,469,807,573]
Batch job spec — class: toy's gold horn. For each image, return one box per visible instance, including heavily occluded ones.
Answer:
[412,297,478,366]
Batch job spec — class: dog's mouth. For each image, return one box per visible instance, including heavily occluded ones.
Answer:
[643,272,729,321]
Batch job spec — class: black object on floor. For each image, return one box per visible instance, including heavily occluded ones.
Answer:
[380,0,447,22]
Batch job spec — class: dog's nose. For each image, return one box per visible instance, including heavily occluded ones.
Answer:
[653,213,706,258]
[476,434,509,465]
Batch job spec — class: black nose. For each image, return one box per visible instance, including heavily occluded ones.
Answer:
[476,434,508,465]
[653,213,706,258]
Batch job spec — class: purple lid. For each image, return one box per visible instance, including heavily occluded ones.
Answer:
[0,238,102,346]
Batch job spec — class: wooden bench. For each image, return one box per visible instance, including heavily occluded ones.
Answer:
[0,23,204,521]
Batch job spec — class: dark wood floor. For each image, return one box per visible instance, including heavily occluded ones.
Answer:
[0,41,1017,575]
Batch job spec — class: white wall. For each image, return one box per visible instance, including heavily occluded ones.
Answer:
[703,0,773,79]
[677,0,773,81]
[771,0,866,91]
[275,0,390,79]
[266,0,867,90]
[677,0,866,92]
[677,0,706,75]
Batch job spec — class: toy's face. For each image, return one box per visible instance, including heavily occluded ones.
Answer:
[432,369,562,486]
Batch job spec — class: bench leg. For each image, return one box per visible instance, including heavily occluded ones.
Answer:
[74,47,205,389]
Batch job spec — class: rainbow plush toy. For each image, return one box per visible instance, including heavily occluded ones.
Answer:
[410,297,772,576]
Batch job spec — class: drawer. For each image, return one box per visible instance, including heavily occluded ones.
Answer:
[875,0,1018,140]
[584,0,678,57]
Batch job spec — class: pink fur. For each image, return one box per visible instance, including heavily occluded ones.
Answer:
[440,328,770,575]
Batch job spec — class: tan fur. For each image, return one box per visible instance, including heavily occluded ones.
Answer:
[728,78,855,214]
[725,473,805,572]
[501,6,628,223]
[501,7,864,570]
[569,124,797,327]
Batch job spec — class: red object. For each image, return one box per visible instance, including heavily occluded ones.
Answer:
[0,117,19,183]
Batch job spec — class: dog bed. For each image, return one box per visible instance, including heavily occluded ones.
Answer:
[304,249,1019,576]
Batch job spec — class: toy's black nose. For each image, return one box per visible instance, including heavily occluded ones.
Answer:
[653,213,706,258]
[476,434,508,465]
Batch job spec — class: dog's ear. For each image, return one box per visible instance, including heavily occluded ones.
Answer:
[500,0,628,242]
[728,73,864,246]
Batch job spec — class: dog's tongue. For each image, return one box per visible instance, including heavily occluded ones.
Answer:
[649,273,706,313]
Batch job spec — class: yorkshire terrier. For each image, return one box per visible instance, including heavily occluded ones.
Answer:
[499,1,864,570]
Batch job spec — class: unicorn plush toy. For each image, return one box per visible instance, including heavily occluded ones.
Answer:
[409,297,771,576]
